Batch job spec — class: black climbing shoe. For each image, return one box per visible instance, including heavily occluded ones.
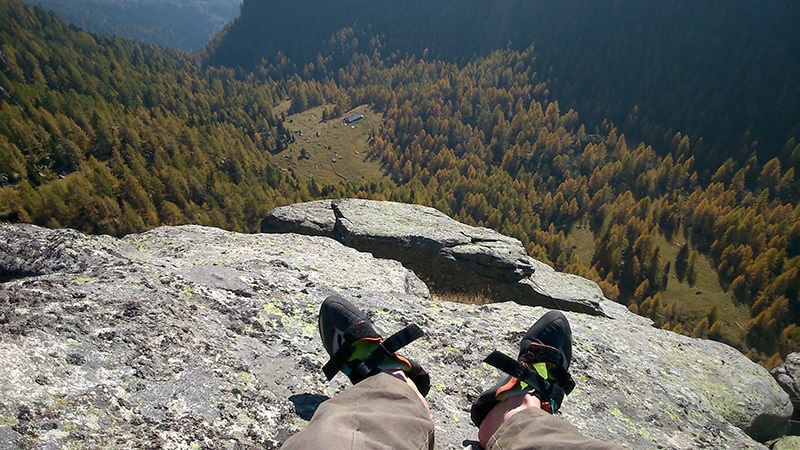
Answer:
[470,310,576,427]
[318,294,430,396]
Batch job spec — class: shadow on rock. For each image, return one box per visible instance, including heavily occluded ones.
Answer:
[289,393,330,420]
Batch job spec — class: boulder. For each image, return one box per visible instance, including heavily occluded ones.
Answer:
[261,199,613,316]
[0,223,792,449]
[770,436,800,450]
[261,199,336,236]
[772,353,800,411]
[772,353,800,435]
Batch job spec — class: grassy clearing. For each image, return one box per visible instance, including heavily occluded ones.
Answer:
[569,223,748,346]
[654,233,749,345]
[570,225,595,267]
[272,102,386,185]
[431,290,494,305]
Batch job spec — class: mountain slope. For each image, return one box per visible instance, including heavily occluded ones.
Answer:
[0,0,314,234]
[207,0,800,169]
[25,0,240,51]
[2,0,799,366]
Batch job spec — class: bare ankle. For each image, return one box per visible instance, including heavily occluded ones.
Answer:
[382,369,431,415]
[478,394,541,447]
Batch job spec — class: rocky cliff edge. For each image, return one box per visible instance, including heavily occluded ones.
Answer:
[0,222,792,449]
[262,199,616,317]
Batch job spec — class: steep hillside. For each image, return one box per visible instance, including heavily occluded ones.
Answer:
[0,0,317,234]
[25,0,240,51]
[265,44,800,366]
[208,0,800,170]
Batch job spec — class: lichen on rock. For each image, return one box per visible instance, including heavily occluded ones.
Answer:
[0,222,792,449]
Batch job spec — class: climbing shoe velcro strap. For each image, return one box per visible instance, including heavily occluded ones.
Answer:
[519,343,575,396]
[550,366,575,395]
[361,324,424,371]
[323,324,424,382]
[322,358,343,381]
[520,342,563,367]
[322,321,381,380]
[484,350,552,396]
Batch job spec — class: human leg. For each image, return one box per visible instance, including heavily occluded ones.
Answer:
[281,371,434,450]
[281,295,433,450]
[472,311,624,450]
[481,393,624,450]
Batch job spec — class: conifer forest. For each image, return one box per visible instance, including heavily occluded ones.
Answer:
[2,0,799,367]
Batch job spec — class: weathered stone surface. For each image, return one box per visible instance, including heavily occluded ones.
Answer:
[261,199,613,316]
[332,198,535,281]
[0,223,133,279]
[0,224,792,449]
[772,353,800,436]
[772,353,800,411]
[261,200,336,237]
[770,435,800,450]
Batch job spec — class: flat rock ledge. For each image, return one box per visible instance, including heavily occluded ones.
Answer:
[0,223,792,449]
[262,199,616,317]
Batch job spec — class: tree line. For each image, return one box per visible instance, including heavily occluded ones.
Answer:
[25,0,239,51]
[275,34,799,367]
[210,0,800,174]
[1,0,798,367]
[0,0,318,234]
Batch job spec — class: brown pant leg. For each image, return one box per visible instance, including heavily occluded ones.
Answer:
[487,406,625,450]
[281,372,435,450]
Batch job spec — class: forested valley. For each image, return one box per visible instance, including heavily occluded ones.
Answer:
[211,0,800,172]
[25,0,239,51]
[1,0,799,368]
